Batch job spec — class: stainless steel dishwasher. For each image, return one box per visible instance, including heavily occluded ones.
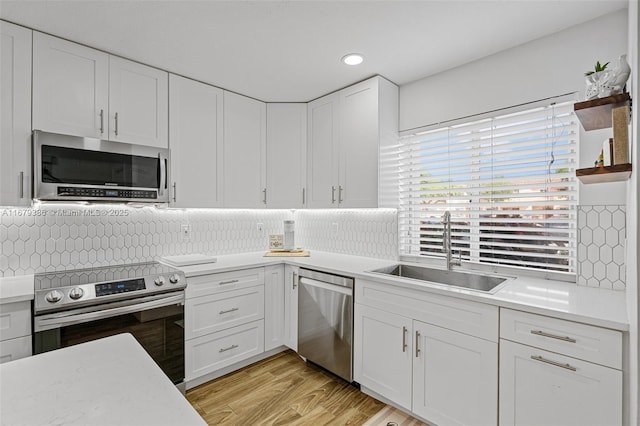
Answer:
[297,268,354,382]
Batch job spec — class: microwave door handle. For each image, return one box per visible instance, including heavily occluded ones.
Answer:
[158,152,167,196]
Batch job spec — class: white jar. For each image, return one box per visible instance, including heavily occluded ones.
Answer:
[283,220,295,250]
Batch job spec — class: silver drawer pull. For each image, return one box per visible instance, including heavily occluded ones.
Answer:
[531,355,577,371]
[219,344,239,353]
[531,330,577,343]
[219,279,239,286]
[219,307,239,315]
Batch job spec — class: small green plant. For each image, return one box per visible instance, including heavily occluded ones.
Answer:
[585,61,609,76]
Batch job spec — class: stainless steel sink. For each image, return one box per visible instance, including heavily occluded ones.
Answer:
[368,264,509,293]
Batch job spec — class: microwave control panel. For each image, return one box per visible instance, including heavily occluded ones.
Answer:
[58,187,158,199]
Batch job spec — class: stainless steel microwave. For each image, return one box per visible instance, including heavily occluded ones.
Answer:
[33,130,170,203]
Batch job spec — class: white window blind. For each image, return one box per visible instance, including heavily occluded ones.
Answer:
[399,101,578,273]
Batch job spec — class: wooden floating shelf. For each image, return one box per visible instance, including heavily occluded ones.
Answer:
[576,163,632,184]
[574,93,631,131]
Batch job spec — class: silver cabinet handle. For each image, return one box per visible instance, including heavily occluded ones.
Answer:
[331,186,336,203]
[415,330,421,357]
[531,330,577,343]
[219,344,239,353]
[19,171,24,199]
[99,109,104,134]
[219,279,239,286]
[402,326,408,352]
[292,271,298,290]
[531,355,577,371]
[263,188,267,204]
[172,182,177,203]
[114,112,119,136]
[219,307,239,315]
[302,188,305,205]
[338,185,343,203]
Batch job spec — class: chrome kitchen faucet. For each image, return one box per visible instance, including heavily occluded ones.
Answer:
[442,211,461,270]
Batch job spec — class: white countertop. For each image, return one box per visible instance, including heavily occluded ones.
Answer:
[0,333,206,426]
[177,250,629,331]
[0,275,34,304]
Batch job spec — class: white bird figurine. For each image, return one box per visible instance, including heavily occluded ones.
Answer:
[600,54,631,97]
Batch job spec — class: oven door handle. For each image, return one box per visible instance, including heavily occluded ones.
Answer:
[34,293,184,332]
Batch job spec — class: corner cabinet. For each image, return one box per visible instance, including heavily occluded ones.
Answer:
[264,264,285,351]
[306,76,398,208]
[354,279,498,425]
[169,74,224,207]
[33,32,168,148]
[223,91,267,208]
[0,21,32,206]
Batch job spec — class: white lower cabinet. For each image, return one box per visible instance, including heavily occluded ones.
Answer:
[283,265,299,351]
[354,280,498,425]
[499,308,623,426]
[264,265,285,351]
[184,268,266,383]
[0,300,32,363]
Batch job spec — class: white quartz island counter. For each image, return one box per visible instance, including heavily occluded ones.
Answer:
[0,333,205,426]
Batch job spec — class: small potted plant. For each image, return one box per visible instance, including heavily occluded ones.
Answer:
[584,60,610,100]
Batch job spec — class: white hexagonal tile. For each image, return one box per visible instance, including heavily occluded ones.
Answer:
[593,262,606,280]
[580,260,593,278]
[587,245,599,263]
[606,262,620,281]
[592,228,605,246]
[599,245,613,264]
[586,210,599,229]
[612,210,625,230]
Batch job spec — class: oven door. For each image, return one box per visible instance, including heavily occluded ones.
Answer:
[34,292,184,385]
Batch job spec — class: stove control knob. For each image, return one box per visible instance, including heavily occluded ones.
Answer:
[69,287,84,300]
[154,276,166,286]
[45,290,63,303]
[169,274,180,284]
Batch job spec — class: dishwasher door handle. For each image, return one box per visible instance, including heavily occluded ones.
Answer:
[298,277,352,296]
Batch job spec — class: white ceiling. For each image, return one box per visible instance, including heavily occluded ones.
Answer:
[0,0,627,102]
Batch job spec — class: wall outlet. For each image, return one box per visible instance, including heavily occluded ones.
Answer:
[332,222,339,236]
[257,223,264,235]
[181,224,191,240]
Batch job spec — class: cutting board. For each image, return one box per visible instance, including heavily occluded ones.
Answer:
[161,254,218,266]
[264,250,310,257]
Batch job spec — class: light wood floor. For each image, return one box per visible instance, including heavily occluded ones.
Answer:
[186,350,386,425]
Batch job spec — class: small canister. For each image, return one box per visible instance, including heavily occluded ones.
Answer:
[283,220,295,250]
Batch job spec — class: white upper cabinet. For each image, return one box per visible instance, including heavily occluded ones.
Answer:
[266,103,307,208]
[223,91,266,208]
[169,75,223,207]
[33,32,168,148]
[307,76,398,208]
[33,32,109,139]
[0,21,32,207]
[306,93,340,208]
[109,56,168,148]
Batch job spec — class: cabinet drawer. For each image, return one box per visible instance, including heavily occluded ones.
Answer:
[185,286,265,339]
[185,320,264,381]
[356,279,498,342]
[500,309,622,369]
[186,268,264,299]
[0,301,31,341]
[0,335,32,364]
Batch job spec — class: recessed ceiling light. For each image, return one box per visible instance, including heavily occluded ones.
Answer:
[341,53,364,66]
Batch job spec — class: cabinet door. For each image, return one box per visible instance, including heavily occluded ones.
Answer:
[283,265,299,351]
[499,339,622,426]
[33,32,108,138]
[223,91,266,207]
[169,75,223,207]
[306,92,339,208]
[338,78,379,208]
[109,56,168,147]
[413,320,498,426]
[0,22,31,206]
[354,303,412,410]
[264,265,285,351]
[266,103,307,208]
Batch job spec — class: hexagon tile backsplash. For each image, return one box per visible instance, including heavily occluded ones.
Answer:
[0,205,398,277]
[577,205,626,290]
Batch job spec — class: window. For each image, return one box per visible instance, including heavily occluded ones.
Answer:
[399,101,578,273]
